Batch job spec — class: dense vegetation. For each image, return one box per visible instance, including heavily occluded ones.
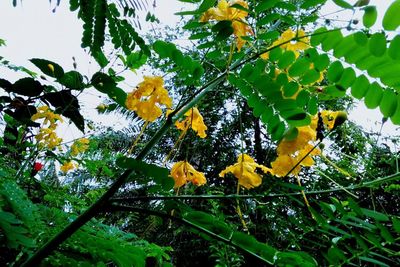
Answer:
[1,0,400,266]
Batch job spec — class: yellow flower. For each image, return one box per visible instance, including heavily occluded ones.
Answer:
[320,110,339,130]
[126,76,172,122]
[270,154,301,177]
[261,29,309,59]
[271,115,320,177]
[200,0,253,51]
[271,144,321,177]
[219,154,272,189]
[35,127,63,149]
[60,161,77,173]
[277,125,317,156]
[70,138,90,157]
[31,106,63,129]
[170,161,207,188]
[175,107,208,138]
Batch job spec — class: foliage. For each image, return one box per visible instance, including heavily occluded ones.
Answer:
[1,0,400,266]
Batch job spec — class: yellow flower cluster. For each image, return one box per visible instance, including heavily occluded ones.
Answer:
[320,110,341,130]
[70,138,90,157]
[219,154,272,189]
[34,128,63,149]
[174,107,208,138]
[215,110,347,189]
[170,161,207,188]
[31,106,64,149]
[60,161,78,174]
[271,115,320,177]
[261,29,309,59]
[200,0,253,51]
[31,106,63,129]
[126,76,172,122]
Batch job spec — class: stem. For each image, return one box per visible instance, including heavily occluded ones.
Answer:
[127,121,149,155]
[109,171,400,203]
[236,182,249,233]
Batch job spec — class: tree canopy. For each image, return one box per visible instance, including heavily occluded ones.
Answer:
[1,0,400,266]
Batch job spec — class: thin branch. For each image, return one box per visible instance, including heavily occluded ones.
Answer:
[109,171,400,203]
[105,204,274,264]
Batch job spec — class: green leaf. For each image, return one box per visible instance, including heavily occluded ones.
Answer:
[300,0,327,9]
[214,21,234,41]
[323,85,346,99]
[337,67,356,89]
[12,78,44,97]
[91,72,127,108]
[310,27,328,47]
[313,54,330,72]
[327,61,344,83]
[392,217,400,233]
[198,0,217,12]
[126,52,147,70]
[116,157,173,190]
[11,105,37,125]
[283,81,299,98]
[363,6,378,28]
[351,75,369,99]
[283,127,299,141]
[388,35,400,60]
[0,78,12,92]
[30,58,64,78]
[296,89,310,108]
[369,33,386,57]
[261,106,274,124]
[57,71,85,90]
[308,96,318,115]
[278,50,296,69]
[257,14,280,27]
[321,30,343,51]
[359,256,390,267]
[288,58,310,77]
[333,0,353,9]
[361,208,389,221]
[364,82,383,109]
[383,0,400,31]
[390,94,400,124]
[231,232,276,264]
[332,34,357,59]
[301,69,321,85]
[43,91,85,132]
[353,31,368,46]
[268,47,283,61]
[286,113,311,127]
[258,30,280,41]
[255,0,280,13]
[93,50,109,68]
[376,223,395,243]
[379,89,397,118]
[327,246,346,265]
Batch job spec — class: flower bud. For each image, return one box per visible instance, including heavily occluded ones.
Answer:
[333,111,347,129]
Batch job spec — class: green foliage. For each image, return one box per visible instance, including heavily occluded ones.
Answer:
[3,1,400,266]
[116,156,174,190]
[152,40,204,85]
[383,0,400,30]
[363,6,378,28]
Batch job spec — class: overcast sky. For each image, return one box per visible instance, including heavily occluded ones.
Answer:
[0,0,398,143]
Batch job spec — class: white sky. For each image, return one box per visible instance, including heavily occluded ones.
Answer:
[0,0,399,143]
